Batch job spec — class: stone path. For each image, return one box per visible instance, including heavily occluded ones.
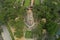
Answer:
[1,25,12,40]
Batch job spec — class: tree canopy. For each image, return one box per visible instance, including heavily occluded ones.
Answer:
[32,0,60,40]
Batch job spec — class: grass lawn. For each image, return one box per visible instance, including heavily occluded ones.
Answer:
[35,0,40,5]
[25,31,33,38]
[24,0,30,7]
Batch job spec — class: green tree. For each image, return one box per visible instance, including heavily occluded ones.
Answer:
[0,0,26,38]
[32,0,60,40]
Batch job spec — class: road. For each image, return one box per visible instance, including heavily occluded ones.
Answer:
[1,25,12,40]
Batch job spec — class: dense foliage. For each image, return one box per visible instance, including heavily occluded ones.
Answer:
[0,0,60,40]
[32,0,60,40]
[0,0,26,38]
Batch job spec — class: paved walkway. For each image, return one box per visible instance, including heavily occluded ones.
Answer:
[25,0,35,28]
[30,0,34,6]
[25,8,35,29]
[26,9,34,26]
[1,25,12,40]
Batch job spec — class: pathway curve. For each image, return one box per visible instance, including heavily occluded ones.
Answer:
[1,25,12,40]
